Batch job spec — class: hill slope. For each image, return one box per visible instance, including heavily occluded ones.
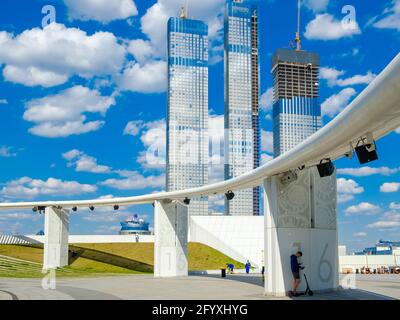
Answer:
[0,242,244,278]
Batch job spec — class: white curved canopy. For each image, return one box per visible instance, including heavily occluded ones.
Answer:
[1,52,400,210]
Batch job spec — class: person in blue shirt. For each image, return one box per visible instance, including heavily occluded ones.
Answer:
[226,263,234,274]
[290,251,303,294]
[245,260,251,274]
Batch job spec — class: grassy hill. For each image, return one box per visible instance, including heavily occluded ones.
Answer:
[0,242,244,278]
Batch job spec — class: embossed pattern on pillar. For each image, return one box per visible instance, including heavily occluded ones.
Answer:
[276,169,311,228]
[311,167,337,230]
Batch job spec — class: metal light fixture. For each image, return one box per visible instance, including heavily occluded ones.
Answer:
[113,205,119,211]
[225,191,235,201]
[355,140,378,165]
[183,198,190,205]
[89,206,95,211]
[317,159,335,178]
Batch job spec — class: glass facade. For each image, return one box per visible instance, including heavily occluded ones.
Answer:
[167,17,209,215]
[272,48,322,157]
[224,0,260,216]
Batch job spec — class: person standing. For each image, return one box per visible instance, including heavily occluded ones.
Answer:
[290,251,303,295]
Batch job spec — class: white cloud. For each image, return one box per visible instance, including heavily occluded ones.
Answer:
[124,120,144,136]
[303,0,329,12]
[209,114,224,165]
[337,167,399,177]
[261,130,273,154]
[368,221,400,229]
[100,171,165,190]
[353,232,367,237]
[337,194,354,204]
[304,14,361,40]
[127,39,156,64]
[208,195,225,211]
[390,202,400,210]
[208,114,225,182]
[1,177,97,199]
[64,0,138,23]
[367,211,400,230]
[117,60,167,93]
[260,87,274,112]
[3,65,69,88]
[345,202,381,215]
[24,85,116,138]
[0,24,126,87]
[0,99,8,105]
[321,88,356,118]
[372,0,400,31]
[0,146,16,158]
[337,178,364,195]
[320,67,376,88]
[380,182,400,193]
[62,150,112,174]
[336,72,376,87]
[135,119,167,170]
[320,67,346,87]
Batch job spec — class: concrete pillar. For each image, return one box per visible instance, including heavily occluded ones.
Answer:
[43,206,69,270]
[154,200,188,277]
[264,168,338,296]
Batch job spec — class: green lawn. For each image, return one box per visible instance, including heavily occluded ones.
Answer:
[0,242,244,278]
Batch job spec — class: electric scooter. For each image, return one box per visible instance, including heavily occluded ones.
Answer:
[288,273,314,297]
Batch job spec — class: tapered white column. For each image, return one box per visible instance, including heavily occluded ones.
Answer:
[43,206,69,270]
[154,200,188,277]
[264,168,338,296]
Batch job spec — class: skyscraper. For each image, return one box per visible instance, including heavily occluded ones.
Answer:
[166,13,209,215]
[272,48,321,157]
[224,0,260,216]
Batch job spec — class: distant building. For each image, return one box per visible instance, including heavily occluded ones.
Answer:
[355,240,400,256]
[224,0,260,216]
[166,12,209,215]
[119,215,151,235]
[272,48,321,157]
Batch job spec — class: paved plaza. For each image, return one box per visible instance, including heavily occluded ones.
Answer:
[0,274,398,300]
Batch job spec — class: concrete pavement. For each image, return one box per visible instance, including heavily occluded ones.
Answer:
[0,274,398,300]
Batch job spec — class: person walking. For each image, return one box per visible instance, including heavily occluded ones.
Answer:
[245,260,251,274]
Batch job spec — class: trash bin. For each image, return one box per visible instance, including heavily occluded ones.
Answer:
[221,268,226,278]
[356,269,359,274]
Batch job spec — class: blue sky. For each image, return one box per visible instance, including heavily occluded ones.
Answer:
[0,0,399,252]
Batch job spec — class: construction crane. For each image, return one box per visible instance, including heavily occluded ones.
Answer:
[295,0,301,51]
[180,0,189,19]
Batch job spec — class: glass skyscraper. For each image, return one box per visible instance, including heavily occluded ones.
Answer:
[272,48,321,157]
[166,15,209,215]
[224,0,260,216]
